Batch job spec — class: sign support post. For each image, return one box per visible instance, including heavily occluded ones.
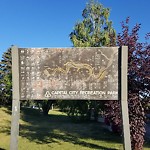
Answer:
[10,46,20,150]
[120,46,131,150]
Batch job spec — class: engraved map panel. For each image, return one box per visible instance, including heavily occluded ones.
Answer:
[19,47,119,100]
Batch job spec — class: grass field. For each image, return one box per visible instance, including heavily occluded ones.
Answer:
[0,107,149,150]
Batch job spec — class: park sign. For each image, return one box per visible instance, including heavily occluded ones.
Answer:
[19,47,119,100]
[10,46,131,150]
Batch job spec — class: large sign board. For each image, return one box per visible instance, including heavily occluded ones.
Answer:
[11,46,131,150]
[19,47,119,100]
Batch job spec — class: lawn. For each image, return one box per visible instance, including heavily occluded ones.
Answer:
[0,106,149,150]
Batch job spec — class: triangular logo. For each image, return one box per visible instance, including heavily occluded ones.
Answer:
[45,91,52,98]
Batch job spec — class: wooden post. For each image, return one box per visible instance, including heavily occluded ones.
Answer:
[120,46,131,150]
[10,46,20,150]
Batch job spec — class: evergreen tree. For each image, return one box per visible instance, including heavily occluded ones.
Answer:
[70,0,116,47]
[0,47,12,105]
[59,0,116,120]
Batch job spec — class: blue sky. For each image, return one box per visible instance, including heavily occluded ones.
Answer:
[0,0,149,59]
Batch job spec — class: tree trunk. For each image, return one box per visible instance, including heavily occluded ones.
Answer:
[42,100,53,115]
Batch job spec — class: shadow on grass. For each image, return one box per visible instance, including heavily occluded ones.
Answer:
[0,106,12,115]
[2,107,12,115]
[1,107,150,149]
[18,107,122,150]
[0,120,11,134]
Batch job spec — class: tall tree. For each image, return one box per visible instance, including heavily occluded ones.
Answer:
[70,0,116,47]
[59,0,116,120]
[69,2,150,148]
[0,47,12,105]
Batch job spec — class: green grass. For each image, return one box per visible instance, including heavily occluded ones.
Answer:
[0,106,150,150]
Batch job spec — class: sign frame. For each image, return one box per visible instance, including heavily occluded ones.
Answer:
[10,46,131,150]
[19,47,119,101]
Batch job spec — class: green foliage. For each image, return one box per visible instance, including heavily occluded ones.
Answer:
[70,0,116,47]
[61,0,116,120]
[58,100,90,121]
[60,100,106,122]
[0,47,12,105]
[0,47,12,75]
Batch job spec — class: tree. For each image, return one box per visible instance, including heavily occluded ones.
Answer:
[69,2,150,148]
[70,0,116,47]
[106,17,150,150]
[37,100,55,116]
[118,18,150,150]
[59,0,116,120]
[0,47,12,105]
